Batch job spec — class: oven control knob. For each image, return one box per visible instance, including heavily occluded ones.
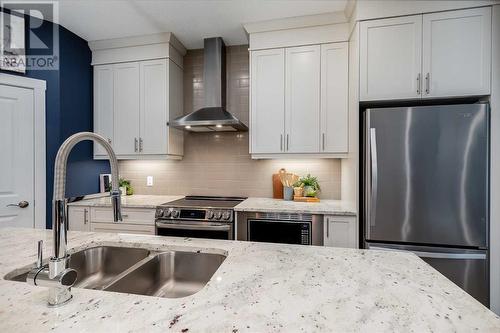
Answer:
[207,210,214,219]
[171,210,179,218]
[156,209,164,218]
[214,211,222,220]
[163,209,171,218]
[222,211,231,220]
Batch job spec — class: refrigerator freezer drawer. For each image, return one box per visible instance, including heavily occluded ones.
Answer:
[367,243,489,307]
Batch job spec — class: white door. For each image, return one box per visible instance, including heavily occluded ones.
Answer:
[324,216,358,249]
[285,45,321,153]
[0,85,34,227]
[360,15,422,101]
[113,62,140,155]
[68,206,90,231]
[422,7,491,98]
[250,48,285,154]
[93,65,114,156]
[140,59,167,155]
[320,42,349,153]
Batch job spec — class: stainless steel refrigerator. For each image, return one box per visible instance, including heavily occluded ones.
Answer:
[363,103,489,306]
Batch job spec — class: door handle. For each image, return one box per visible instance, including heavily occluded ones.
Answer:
[6,201,29,208]
[369,128,378,228]
[425,73,430,94]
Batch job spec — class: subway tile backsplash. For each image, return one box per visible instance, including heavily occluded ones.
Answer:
[118,45,341,199]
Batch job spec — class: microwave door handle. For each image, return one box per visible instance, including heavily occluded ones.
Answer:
[369,128,378,228]
[156,222,231,231]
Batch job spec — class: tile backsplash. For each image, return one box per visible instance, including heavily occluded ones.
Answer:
[119,45,341,199]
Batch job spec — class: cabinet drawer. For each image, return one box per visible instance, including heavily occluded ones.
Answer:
[90,207,155,225]
[90,222,155,235]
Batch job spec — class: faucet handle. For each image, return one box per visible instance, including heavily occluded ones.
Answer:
[36,240,43,268]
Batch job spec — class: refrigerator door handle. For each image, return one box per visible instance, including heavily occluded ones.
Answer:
[369,128,378,228]
[369,247,487,260]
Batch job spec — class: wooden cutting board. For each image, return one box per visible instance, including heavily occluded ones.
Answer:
[272,173,284,199]
[294,196,320,202]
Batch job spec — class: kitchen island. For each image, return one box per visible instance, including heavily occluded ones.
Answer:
[0,228,498,332]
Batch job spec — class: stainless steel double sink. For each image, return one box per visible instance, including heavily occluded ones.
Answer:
[5,246,226,298]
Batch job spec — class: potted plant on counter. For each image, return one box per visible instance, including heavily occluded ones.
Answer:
[119,178,134,196]
[296,174,321,197]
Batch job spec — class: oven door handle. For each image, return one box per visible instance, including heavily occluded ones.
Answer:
[155,221,231,231]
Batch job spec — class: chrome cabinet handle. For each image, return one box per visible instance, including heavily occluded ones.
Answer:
[322,133,325,151]
[84,208,88,224]
[326,217,329,238]
[6,201,29,208]
[286,134,289,151]
[280,134,283,151]
[134,138,138,152]
[416,73,421,95]
[425,73,430,94]
[139,137,143,152]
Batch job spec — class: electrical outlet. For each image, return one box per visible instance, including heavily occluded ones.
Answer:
[146,176,154,187]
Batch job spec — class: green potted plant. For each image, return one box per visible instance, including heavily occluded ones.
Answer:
[295,174,321,197]
[119,178,134,196]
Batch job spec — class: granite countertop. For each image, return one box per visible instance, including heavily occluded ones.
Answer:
[1,228,498,332]
[234,197,357,216]
[67,195,184,209]
[68,195,357,216]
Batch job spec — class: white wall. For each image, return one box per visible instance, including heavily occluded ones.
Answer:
[490,4,500,315]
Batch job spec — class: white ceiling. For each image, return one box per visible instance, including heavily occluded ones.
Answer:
[58,0,348,49]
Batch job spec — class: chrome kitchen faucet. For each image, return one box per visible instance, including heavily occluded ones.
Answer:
[27,132,122,307]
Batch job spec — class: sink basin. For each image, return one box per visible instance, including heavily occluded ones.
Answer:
[4,246,226,298]
[68,246,150,289]
[105,251,226,298]
[4,246,150,290]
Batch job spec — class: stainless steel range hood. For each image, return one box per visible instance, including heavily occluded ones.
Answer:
[169,37,248,132]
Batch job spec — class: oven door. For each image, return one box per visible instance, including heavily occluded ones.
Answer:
[248,219,311,245]
[156,220,233,240]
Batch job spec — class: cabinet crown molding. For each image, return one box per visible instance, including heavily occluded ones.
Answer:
[88,32,186,55]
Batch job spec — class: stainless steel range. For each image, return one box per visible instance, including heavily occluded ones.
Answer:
[155,196,246,240]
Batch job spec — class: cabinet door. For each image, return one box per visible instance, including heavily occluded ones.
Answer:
[140,59,167,155]
[68,206,90,232]
[285,45,321,153]
[90,222,155,235]
[320,42,349,153]
[93,65,114,156]
[250,48,285,153]
[422,7,491,98]
[360,15,422,101]
[324,216,357,248]
[113,62,140,155]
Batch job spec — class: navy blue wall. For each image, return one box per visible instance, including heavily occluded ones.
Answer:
[0,11,110,227]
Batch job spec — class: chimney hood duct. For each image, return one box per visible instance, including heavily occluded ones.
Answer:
[169,37,248,132]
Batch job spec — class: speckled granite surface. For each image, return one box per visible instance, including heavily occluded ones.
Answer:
[67,195,184,209]
[0,228,498,332]
[234,197,357,216]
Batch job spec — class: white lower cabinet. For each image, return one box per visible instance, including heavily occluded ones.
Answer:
[324,215,358,249]
[68,206,156,235]
[68,206,90,232]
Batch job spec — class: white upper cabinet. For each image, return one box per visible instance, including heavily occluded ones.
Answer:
[321,42,348,153]
[91,34,185,160]
[93,65,114,156]
[113,62,140,155]
[360,7,492,101]
[360,15,422,101]
[422,7,491,98]
[250,48,285,154]
[140,59,167,154]
[285,45,321,153]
